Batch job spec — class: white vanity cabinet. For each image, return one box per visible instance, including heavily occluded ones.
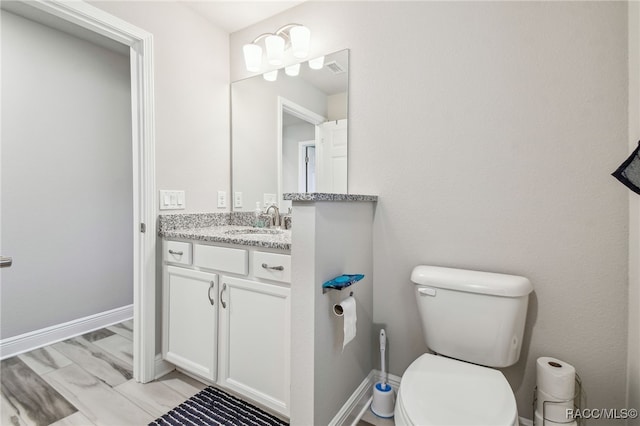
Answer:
[218,275,290,416]
[163,265,218,381]
[162,238,291,417]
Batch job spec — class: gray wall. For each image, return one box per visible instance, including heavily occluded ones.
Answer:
[1,11,132,337]
[231,1,630,418]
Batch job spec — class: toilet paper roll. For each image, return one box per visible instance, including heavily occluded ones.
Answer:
[535,410,577,426]
[536,357,576,400]
[536,388,573,423]
[333,296,357,350]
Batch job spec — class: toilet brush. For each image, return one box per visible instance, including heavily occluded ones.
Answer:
[370,329,395,418]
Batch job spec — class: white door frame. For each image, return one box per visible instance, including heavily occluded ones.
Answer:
[17,0,157,382]
[277,97,325,205]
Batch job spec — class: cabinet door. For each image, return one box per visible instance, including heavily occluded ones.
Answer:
[218,276,290,416]
[163,266,217,381]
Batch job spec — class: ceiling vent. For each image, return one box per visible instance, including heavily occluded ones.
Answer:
[325,60,346,74]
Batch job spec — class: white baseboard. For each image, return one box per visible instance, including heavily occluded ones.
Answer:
[0,304,133,360]
[329,369,401,426]
[519,416,533,426]
[154,354,176,379]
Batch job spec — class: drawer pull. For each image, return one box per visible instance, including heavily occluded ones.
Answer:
[220,283,227,309]
[168,249,184,256]
[262,263,284,271]
[208,281,215,306]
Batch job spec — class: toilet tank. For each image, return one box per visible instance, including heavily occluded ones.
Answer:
[411,265,533,368]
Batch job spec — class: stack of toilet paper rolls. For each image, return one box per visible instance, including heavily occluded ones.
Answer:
[536,357,577,426]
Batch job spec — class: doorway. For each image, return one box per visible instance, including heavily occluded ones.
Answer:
[298,141,316,192]
[277,97,325,210]
[0,1,156,382]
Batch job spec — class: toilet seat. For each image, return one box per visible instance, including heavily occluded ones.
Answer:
[396,354,518,426]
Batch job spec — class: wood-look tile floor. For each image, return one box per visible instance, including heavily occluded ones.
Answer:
[1,320,207,426]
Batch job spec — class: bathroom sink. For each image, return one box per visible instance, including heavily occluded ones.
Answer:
[224,228,284,236]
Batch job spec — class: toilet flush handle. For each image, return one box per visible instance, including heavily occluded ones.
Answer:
[418,287,437,297]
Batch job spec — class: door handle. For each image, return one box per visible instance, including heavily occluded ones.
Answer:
[220,283,227,309]
[418,287,437,297]
[0,257,12,268]
[208,281,215,306]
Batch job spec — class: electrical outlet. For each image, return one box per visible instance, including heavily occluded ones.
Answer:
[234,192,243,208]
[217,191,227,208]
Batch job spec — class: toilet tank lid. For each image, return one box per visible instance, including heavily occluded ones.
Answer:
[411,265,532,297]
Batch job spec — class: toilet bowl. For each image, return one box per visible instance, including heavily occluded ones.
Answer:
[394,354,518,426]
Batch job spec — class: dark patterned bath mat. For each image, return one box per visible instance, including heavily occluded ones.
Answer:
[149,386,289,426]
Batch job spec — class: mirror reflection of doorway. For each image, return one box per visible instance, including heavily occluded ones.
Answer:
[298,141,316,192]
[282,109,319,201]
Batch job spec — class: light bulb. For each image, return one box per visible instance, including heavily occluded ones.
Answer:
[290,25,310,59]
[308,56,325,70]
[263,69,278,82]
[285,63,301,77]
[265,35,285,66]
[243,43,262,72]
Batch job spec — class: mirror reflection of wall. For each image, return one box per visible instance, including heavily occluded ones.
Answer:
[231,49,349,211]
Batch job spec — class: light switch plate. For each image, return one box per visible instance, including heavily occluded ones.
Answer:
[234,192,243,208]
[217,191,227,208]
[159,190,186,210]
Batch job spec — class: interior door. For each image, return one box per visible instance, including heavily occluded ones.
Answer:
[319,119,348,193]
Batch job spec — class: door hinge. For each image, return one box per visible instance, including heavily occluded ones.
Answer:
[140,223,146,233]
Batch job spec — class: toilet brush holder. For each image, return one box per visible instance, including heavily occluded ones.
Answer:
[371,381,395,418]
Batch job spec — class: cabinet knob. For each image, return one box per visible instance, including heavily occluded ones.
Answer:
[168,249,184,256]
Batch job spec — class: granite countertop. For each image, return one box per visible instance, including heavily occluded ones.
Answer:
[283,192,378,202]
[161,225,291,251]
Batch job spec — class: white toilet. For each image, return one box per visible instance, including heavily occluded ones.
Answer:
[395,265,533,426]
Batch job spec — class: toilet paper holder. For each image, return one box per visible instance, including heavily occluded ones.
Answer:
[533,373,584,426]
[332,292,354,316]
[322,274,364,294]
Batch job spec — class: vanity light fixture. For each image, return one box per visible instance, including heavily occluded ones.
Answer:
[243,24,311,72]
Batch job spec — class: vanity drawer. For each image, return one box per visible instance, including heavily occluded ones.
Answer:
[253,251,291,283]
[164,241,192,265]
[193,244,248,275]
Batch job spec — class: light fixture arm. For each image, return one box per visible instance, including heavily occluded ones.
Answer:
[251,33,274,44]
[251,24,304,45]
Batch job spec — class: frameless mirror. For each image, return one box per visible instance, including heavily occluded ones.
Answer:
[231,49,349,211]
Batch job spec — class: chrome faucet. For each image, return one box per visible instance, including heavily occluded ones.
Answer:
[265,204,281,228]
